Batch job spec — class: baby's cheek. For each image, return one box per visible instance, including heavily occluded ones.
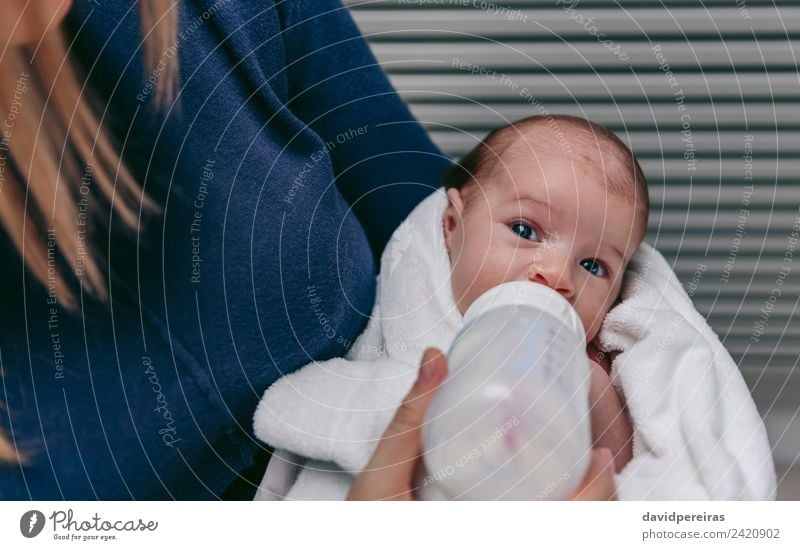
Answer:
[458,254,506,307]
[586,288,620,340]
[578,307,604,345]
[449,259,492,314]
[448,269,471,315]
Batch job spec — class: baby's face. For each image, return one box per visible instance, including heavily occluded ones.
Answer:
[443,144,644,344]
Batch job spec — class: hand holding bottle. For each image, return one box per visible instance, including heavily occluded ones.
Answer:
[348,348,617,501]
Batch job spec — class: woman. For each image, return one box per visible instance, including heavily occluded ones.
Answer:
[0,0,450,499]
[1,0,615,500]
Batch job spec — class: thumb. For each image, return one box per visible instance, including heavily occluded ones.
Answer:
[368,347,447,471]
[348,348,447,500]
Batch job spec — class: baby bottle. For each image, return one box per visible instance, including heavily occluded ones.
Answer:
[419,281,592,500]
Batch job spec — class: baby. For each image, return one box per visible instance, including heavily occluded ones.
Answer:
[440,114,649,471]
[254,114,651,498]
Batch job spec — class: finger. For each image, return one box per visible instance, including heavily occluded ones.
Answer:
[348,348,447,500]
[572,448,618,501]
[367,348,447,471]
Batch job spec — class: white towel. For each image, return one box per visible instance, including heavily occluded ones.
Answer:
[253,188,776,500]
[599,246,776,499]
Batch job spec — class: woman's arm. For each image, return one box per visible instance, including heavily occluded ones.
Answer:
[276,0,452,259]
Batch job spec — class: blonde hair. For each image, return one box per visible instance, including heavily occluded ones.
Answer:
[0,1,179,464]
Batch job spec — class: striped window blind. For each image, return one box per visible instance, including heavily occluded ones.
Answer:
[344,0,800,496]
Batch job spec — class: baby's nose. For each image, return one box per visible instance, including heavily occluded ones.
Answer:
[526,260,575,300]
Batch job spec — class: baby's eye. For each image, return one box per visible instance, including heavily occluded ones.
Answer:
[510,222,541,242]
[580,259,607,277]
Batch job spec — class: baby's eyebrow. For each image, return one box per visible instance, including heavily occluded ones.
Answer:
[606,244,625,263]
[512,195,553,212]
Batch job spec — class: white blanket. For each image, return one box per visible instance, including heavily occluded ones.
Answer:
[253,188,776,500]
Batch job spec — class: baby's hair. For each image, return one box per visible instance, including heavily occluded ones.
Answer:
[443,114,650,236]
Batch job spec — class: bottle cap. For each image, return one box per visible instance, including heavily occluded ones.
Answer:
[462,281,586,342]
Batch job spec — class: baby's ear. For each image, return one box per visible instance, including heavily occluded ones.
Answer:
[442,188,464,249]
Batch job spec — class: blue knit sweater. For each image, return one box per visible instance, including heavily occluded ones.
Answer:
[0,0,450,499]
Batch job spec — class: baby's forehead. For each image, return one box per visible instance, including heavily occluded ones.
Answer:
[457,116,648,245]
[483,126,636,198]
[480,136,642,221]
[500,124,621,167]
[480,141,607,197]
